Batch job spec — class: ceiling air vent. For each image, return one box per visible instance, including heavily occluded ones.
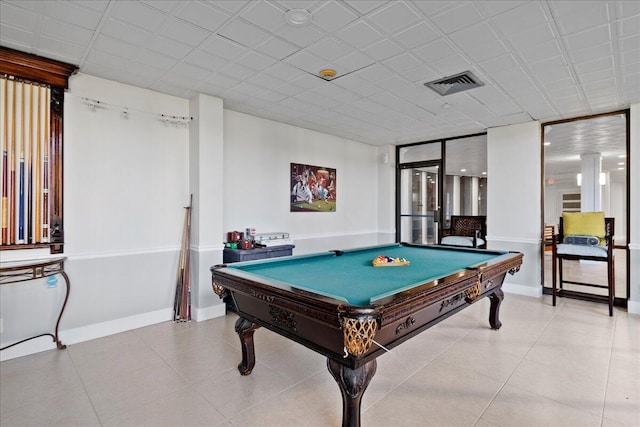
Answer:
[424,71,484,96]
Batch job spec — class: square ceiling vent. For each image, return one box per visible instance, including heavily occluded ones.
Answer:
[424,71,484,96]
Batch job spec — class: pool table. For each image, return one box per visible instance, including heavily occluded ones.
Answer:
[211,243,522,427]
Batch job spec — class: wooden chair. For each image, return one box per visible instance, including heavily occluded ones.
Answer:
[440,215,487,248]
[551,213,615,316]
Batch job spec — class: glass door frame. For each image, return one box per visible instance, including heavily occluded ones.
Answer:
[397,161,443,244]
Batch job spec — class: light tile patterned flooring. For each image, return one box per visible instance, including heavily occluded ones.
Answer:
[1,294,638,427]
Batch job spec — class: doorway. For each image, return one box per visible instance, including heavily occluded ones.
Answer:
[542,111,630,306]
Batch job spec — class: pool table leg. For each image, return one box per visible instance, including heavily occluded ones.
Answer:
[488,288,504,330]
[235,317,261,375]
[327,358,377,427]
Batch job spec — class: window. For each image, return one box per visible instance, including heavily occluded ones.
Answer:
[0,47,77,253]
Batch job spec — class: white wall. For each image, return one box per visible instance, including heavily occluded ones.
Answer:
[487,122,542,297]
[629,103,640,314]
[223,110,380,254]
[1,75,387,360]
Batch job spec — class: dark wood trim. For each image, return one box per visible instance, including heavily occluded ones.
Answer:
[0,48,77,254]
[0,46,78,89]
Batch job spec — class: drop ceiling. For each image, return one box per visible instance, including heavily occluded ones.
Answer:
[1,0,638,149]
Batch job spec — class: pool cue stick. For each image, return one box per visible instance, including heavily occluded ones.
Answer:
[185,195,192,321]
[42,87,50,241]
[34,85,41,242]
[1,78,8,244]
[27,83,33,243]
[9,79,16,243]
[173,204,189,321]
[18,81,25,242]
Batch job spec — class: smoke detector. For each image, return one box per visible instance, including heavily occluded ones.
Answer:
[319,69,337,80]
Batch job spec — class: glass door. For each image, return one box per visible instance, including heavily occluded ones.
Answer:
[399,164,440,244]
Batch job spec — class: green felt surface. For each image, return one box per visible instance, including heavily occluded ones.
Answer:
[230,245,504,306]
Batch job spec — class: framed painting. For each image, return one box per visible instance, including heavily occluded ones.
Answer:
[290,163,336,212]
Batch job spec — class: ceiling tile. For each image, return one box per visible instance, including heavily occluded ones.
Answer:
[41,1,104,30]
[312,1,359,32]
[491,2,548,35]
[411,1,465,18]
[361,38,403,61]
[210,1,250,15]
[101,18,152,46]
[474,1,527,18]
[284,50,327,74]
[277,25,325,47]
[240,1,287,32]
[563,25,611,51]
[184,49,230,71]
[334,51,375,73]
[219,63,258,81]
[141,1,181,14]
[554,2,608,36]
[0,2,38,31]
[93,34,139,60]
[392,21,440,49]
[147,35,193,59]
[137,49,180,70]
[574,57,613,75]
[306,37,354,61]
[413,38,457,64]
[161,18,211,47]
[381,52,422,72]
[504,22,555,50]
[38,36,86,62]
[256,37,298,60]
[335,20,384,49]
[110,1,167,32]
[218,19,269,48]
[431,2,484,35]
[42,17,94,46]
[201,36,248,61]
[176,1,230,32]
[367,1,421,34]
[518,39,561,63]
[236,51,278,71]
[619,15,640,38]
[342,1,386,16]
[429,54,471,75]
[399,65,440,83]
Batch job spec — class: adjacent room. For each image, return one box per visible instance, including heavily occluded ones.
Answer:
[1,1,638,426]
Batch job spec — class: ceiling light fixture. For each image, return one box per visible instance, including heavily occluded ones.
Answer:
[284,9,312,27]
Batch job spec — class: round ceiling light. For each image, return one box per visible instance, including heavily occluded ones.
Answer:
[319,69,337,80]
[284,9,312,27]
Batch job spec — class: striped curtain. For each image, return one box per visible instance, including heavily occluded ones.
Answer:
[0,77,51,245]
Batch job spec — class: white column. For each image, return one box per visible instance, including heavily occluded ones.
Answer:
[580,153,602,211]
[452,175,460,215]
[471,176,479,215]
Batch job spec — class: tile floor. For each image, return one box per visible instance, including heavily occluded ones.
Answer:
[1,294,638,427]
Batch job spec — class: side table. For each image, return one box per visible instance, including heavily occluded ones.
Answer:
[0,257,70,351]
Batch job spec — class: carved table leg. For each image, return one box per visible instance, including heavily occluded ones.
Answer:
[235,317,261,375]
[327,358,377,427]
[488,288,504,330]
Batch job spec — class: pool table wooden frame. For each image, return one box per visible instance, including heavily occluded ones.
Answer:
[211,243,522,427]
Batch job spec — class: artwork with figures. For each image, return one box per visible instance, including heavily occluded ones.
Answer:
[290,163,336,212]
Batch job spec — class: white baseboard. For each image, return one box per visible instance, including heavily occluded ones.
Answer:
[628,300,640,315]
[1,304,227,361]
[193,303,226,321]
[501,281,543,298]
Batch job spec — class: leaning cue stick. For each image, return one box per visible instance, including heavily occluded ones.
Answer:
[42,87,50,241]
[9,79,16,243]
[173,202,189,321]
[18,81,25,242]
[185,195,192,321]
[1,78,8,244]
[34,85,41,242]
